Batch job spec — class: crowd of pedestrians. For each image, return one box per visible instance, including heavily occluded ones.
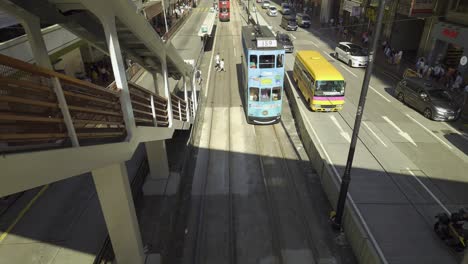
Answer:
[413,56,466,93]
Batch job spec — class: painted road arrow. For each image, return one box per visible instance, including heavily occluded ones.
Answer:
[382,116,417,147]
[330,115,351,143]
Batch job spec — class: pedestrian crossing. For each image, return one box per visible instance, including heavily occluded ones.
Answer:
[193,7,212,13]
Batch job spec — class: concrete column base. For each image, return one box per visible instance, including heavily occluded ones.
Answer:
[145,253,161,264]
[142,172,180,196]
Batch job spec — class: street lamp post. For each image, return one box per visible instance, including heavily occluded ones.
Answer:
[330,0,387,230]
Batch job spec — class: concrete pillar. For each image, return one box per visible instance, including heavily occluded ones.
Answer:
[161,57,173,127]
[143,140,170,195]
[92,163,145,264]
[101,15,136,140]
[183,76,189,122]
[18,14,80,147]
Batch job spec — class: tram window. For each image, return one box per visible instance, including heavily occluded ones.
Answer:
[260,88,271,101]
[272,87,281,101]
[250,55,258,68]
[249,87,259,101]
[276,54,284,68]
[259,55,275,68]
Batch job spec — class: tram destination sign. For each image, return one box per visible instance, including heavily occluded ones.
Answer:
[257,38,277,48]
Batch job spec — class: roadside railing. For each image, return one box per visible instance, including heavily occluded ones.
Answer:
[0,54,193,153]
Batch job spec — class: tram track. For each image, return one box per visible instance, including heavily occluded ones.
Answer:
[193,19,236,264]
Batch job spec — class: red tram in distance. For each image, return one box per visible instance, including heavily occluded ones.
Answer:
[219,0,230,21]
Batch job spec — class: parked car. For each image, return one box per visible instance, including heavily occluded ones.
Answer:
[267,6,278,16]
[256,0,263,3]
[280,3,291,14]
[276,32,294,53]
[262,0,270,9]
[296,13,311,28]
[395,77,461,121]
[280,15,297,31]
[334,42,370,67]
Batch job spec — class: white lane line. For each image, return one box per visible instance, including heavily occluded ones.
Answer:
[442,122,468,141]
[382,116,417,146]
[310,40,318,47]
[369,85,391,103]
[363,122,388,148]
[330,115,351,142]
[325,53,335,60]
[290,34,297,40]
[405,114,453,150]
[204,23,220,97]
[406,168,451,215]
[339,64,358,78]
[284,72,388,264]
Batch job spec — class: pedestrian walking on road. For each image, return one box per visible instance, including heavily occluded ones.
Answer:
[215,52,220,70]
[218,59,225,72]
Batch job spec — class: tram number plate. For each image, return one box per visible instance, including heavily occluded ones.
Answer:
[257,39,277,48]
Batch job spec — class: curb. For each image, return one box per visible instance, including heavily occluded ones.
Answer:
[283,73,387,264]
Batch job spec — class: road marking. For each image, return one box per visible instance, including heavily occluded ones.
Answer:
[382,116,417,146]
[406,168,450,215]
[442,122,468,141]
[339,64,358,78]
[234,48,236,56]
[0,185,49,243]
[204,22,220,97]
[309,40,318,47]
[405,114,453,150]
[284,72,388,264]
[290,34,296,40]
[363,122,388,147]
[330,115,351,142]
[369,85,391,103]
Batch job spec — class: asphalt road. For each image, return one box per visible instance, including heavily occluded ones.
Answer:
[251,2,468,263]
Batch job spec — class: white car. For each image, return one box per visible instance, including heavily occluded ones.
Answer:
[334,42,371,68]
[267,6,277,16]
[262,0,270,9]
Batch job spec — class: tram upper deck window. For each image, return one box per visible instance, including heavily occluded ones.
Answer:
[250,55,257,68]
[272,87,281,101]
[276,54,284,68]
[259,55,275,68]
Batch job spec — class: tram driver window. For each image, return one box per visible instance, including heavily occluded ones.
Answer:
[276,54,284,68]
[249,87,259,101]
[272,87,281,101]
[250,55,257,68]
[260,88,271,101]
[259,55,275,68]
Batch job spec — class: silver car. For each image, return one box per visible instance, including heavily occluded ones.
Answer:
[334,42,370,67]
[267,6,278,16]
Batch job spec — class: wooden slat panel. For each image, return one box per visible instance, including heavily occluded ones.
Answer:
[0,77,53,94]
[68,105,122,116]
[73,119,124,126]
[77,131,125,138]
[133,108,153,116]
[0,133,66,140]
[0,95,58,108]
[0,113,63,123]
[131,100,151,109]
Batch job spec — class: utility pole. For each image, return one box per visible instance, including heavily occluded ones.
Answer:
[330,0,387,230]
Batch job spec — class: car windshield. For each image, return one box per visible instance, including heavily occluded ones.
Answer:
[283,4,290,8]
[263,1,269,3]
[315,81,345,96]
[269,6,276,10]
[347,45,367,56]
[278,34,290,42]
[302,15,310,20]
[427,89,452,101]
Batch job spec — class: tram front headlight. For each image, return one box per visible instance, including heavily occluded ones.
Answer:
[262,110,268,116]
[313,104,321,109]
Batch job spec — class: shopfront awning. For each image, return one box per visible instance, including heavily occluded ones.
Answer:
[0,10,18,28]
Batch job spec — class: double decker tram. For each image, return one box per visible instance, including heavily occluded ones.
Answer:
[241,26,285,124]
[219,0,230,21]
